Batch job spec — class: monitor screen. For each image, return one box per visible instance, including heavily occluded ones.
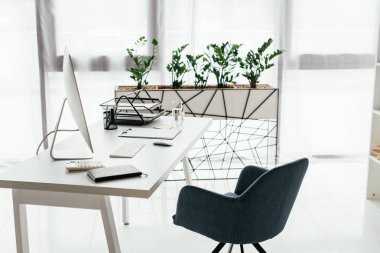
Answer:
[63,48,94,153]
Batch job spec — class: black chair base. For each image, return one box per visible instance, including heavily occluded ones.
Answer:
[212,242,266,253]
[212,242,226,253]
[253,243,266,253]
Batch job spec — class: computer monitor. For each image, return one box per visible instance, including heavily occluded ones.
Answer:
[49,48,94,160]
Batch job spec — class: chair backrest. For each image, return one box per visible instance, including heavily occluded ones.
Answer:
[237,158,308,243]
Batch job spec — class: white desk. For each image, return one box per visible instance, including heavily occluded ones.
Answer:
[0,116,212,253]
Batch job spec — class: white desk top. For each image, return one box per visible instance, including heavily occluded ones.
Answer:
[0,117,212,198]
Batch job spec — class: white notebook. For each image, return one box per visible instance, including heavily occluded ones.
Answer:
[119,128,182,140]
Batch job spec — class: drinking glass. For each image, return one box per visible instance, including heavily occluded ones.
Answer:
[172,101,184,127]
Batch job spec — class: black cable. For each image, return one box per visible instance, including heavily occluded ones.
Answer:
[36,129,79,155]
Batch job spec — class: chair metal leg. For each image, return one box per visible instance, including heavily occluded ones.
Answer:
[212,242,226,253]
[252,243,266,253]
[227,244,234,253]
[240,244,244,253]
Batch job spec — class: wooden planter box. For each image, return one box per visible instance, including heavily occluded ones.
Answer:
[115,85,278,120]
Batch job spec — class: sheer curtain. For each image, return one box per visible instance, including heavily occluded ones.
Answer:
[280,0,380,157]
[162,0,278,84]
[0,0,379,162]
[0,0,41,164]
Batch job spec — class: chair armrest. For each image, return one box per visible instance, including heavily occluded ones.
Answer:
[235,165,268,195]
[173,185,239,241]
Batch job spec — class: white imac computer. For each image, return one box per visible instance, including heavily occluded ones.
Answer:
[49,48,94,160]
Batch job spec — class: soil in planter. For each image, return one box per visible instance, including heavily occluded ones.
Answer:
[117,84,272,90]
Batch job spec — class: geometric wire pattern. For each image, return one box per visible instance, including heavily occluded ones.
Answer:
[186,119,277,180]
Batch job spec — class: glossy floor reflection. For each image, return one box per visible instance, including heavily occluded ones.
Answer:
[0,157,380,253]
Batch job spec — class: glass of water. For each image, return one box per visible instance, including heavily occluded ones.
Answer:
[172,101,184,127]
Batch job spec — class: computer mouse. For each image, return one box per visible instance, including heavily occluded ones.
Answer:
[153,140,173,147]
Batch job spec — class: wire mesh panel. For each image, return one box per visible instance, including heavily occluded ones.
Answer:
[168,119,277,180]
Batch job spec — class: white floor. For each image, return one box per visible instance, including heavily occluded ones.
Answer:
[1,157,380,253]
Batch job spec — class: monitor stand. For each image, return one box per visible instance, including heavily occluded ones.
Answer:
[50,98,93,160]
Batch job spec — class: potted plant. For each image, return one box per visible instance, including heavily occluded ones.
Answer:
[166,44,190,89]
[240,38,283,88]
[205,42,242,88]
[186,53,211,89]
[126,36,158,89]
[117,38,280,120]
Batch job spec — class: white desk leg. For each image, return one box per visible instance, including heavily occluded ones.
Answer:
[182,155,192,185]
[122,197,130,225]
[98,196,121,253]
[12,189,29,253]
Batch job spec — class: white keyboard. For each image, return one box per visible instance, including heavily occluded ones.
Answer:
[110,142,145,158]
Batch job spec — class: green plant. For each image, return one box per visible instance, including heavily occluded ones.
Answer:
[240,38,284,88]
[186,54,210,89]
[206,42,242,88]
[126,36,158,89]
[166,44,190,89]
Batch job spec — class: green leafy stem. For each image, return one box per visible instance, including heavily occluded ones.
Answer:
[126,36,158,89]
[240,38,284,88]
[166,44,190,89]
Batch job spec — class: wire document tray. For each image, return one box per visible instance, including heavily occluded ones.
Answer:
[100,89,165,126]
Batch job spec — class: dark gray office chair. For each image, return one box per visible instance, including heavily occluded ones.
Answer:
[173,158,308,253]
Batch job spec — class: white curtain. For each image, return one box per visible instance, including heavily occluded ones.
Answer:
[0,0,379,162]
[162,0,278,84]
[0,0,42,164]
[280,0,380,157]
